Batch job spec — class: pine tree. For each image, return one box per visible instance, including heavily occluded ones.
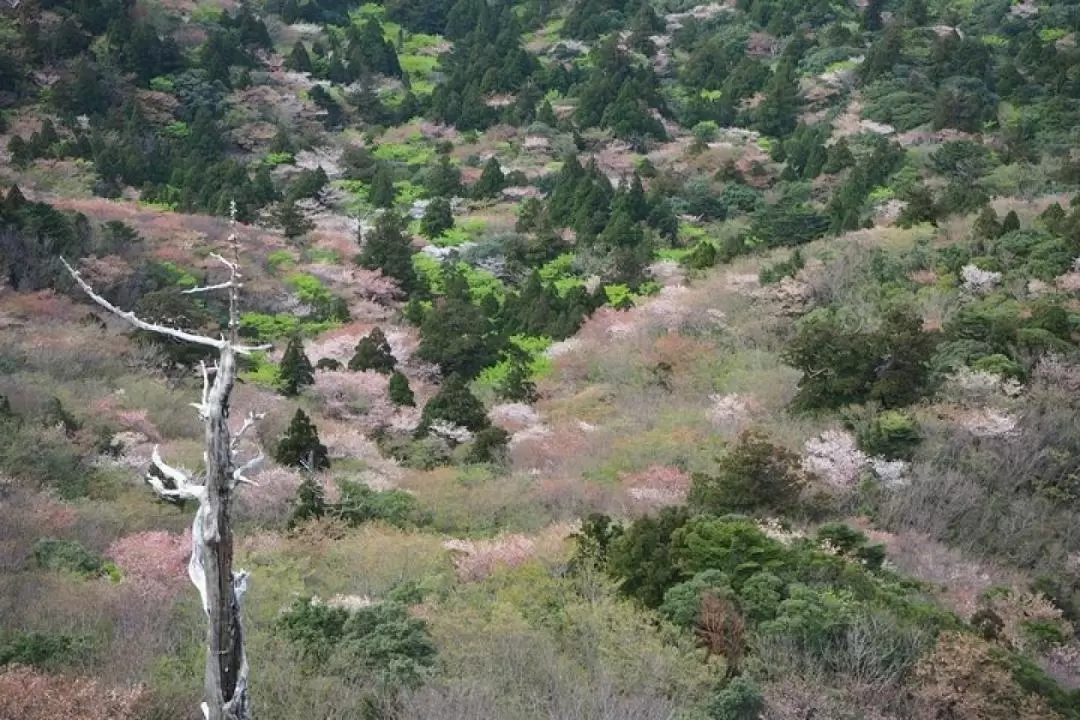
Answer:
[425,155,462,198]
[499,349,538,403]
[537,99,559,127]
[277,199,314,242]
[420,197,454,239]
[972,206,1002,240]
[1002,210,1021,234]
[349,327,396,373]
[369,164,397,208]
[278,333,315,397]
[388,371,416,406]
[755,58,799,138]
[472,157,506,199]
[357,210,421,294]
[287,41,312,73]
[275,408,330,470]
[416,374,490,437]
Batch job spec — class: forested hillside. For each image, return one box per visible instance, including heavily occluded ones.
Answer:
[6,0,1080,717]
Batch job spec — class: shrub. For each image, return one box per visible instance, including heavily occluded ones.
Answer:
[688,430,808,517]
[336,480,428,528]
[288,476,327,529]
[32,538,107,577]
[277,598,436,689]
[846,408,921,460]
[707,676,764,720]
[0,632,90,670]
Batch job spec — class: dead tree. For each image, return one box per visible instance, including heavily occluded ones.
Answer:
[61,215,268,720]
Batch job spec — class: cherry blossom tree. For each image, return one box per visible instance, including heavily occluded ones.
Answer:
[60,210,267,720]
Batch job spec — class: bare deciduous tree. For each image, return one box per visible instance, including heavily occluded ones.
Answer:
[61,214,268,720]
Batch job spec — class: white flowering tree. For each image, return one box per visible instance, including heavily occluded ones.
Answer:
[60,215,267,720]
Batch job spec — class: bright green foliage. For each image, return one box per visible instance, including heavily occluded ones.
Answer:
[420,197,454,239]
[0,631,90,671]
[472,157,506,199]
[416,374,490,437]
[275,409,330,470]
[358,210,421,294]
[32,538,108,577]
[688,431,809,517]
[388,371,416,406]
[278,333,315,397]
[417,265,502,378]
[349,327,396,374]
[848,408,922,460]
[337,480,427,528]
[277,597,436,688]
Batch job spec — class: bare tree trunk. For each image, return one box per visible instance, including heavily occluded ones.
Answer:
[61,217,266,720]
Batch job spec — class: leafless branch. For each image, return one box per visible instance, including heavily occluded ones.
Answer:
[60,258,271,355]
[182,281,235,295]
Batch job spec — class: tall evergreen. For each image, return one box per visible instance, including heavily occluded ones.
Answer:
[369,164,397,208]
[277,199,314,242]
[275,408,330,470]
[425,155,462,198]
[420,197,454,239]
[357,210,421,294]
[278,333,315,397]
[287,41,312,73]
[472,157,506,199]
[349,326,396,373]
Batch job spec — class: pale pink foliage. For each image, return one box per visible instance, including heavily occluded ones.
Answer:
[105,530,191,598]
[489,402,541,433]
[443,534,536,581]
[621,465,691,510]
[236,464,308,523]
[309,370,393,424]
[443,525,574,581]
[801,429,867,490]
[708,393,756,435]
[0,666,144,720]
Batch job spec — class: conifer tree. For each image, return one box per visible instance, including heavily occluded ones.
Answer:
[972,206,1002,240]
[755,58,800,138]
[388,371,416,406]
[275,408,330,470]
[357,210,421,294]
[278,333,314,397]
[425,155,462,198]
[287,41,312,73]
[472,157,506,199]
[1002,210,1021,234]
[537,99,559,127]
[369,164,397,208]
[416,374,490,437]
[499,348,538,403]
[349,326,396,373]
[420,197,454,239]
[276,199,314,242]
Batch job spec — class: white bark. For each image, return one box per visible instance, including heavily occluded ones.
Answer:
[62,218,260,720]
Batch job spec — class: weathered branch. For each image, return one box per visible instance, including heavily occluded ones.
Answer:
[183,281,235,295]
[60,258,271,355]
